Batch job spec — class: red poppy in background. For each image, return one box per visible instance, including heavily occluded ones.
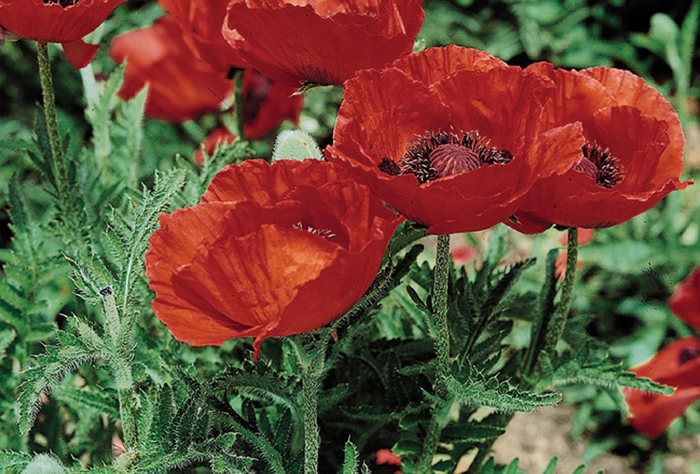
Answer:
[110,15,232,123]
[376,449,402,474]
[0,0,126,68]
[326,46,583,235]
[193,128,236,165]
[624,337,700,439]
[158,0,245,73]
[507,64,690,234]
[242,69,303,140]
[669,266,700,329]
[145,159,402,360]
[222,0,425,87]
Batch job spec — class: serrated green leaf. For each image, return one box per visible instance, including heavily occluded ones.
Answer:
[440,423,505,442]
[0,450,32,469]
[447,362,561,414]
[342,439,359,474]
[542,457,558,474]
[53,385,120,419]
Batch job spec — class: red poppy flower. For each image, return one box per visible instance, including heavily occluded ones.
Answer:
[193,128,236,165]
[157,0,245,73]
[110,15,233,123]
[376,448,402,474]
[326,46,583,235]
[623,337,700,438]
[145,159,402,360]
[0,0,126,68]
[241,69,303,140]
[669,266,700,330]
[222,0,425,87]
[507,63,691,233]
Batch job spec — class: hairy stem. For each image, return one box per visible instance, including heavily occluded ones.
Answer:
[543,227,579,354]
[37,43,64,175]
[233,69,246,141]
[293,336,324,474]
[416,233,451,473]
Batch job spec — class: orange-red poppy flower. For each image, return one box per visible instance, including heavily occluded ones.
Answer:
[326,46,583,235]
[507,63,691,233]
[376,448,402,474]
[157,0,245,73]
[193,128,236,165]
[0,0,126,68]
[145,159,402,360]
[110,15,232,123]
[669,266,700,330]
[623,337,700,439]
[242,69,303,140]
[222,0,425,87]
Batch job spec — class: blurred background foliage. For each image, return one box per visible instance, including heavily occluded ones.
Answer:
[0,0,699,471]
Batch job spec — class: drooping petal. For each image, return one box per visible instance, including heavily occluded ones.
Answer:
[61,39,100,69]
[624,337,700,439]
[669,266,700,331]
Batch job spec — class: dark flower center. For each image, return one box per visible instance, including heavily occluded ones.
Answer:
[574,141,624,189]
[43,0,81,5]
[679,347,700,365]
[379,131,513,184]
[293,221,335,240]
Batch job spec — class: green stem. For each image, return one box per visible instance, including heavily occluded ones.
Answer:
[293,337,323,474]
[233,69,246,141]
[37,43,63,172]
[546,227,579,349]
[416,234,451,473]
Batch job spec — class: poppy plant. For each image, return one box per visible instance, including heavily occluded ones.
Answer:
[110,15,233,123]
[326,46,583,235]
[145,159,402,360]
[507,63,691,233]
[0,0,126,68]
[222,0,425,87]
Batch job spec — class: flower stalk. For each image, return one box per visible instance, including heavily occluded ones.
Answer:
[293,336,325,474]
[416,233,451,472]
[37,43,68,191]
[232,68,246,141]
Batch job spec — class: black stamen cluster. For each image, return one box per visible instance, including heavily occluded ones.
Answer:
[582,141,624,188]
[377,130,513,184]
[43,0,81,5]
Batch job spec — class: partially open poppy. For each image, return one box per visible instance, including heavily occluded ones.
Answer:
[145,159,402,360]
[623,337,700,439]
[0,0,126,68]
[222,0,425,87]
[507,64,691,233]
[669,266,700,330]
[326,46,583,235]
[157,0,245,74]
[110,15,233,123]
